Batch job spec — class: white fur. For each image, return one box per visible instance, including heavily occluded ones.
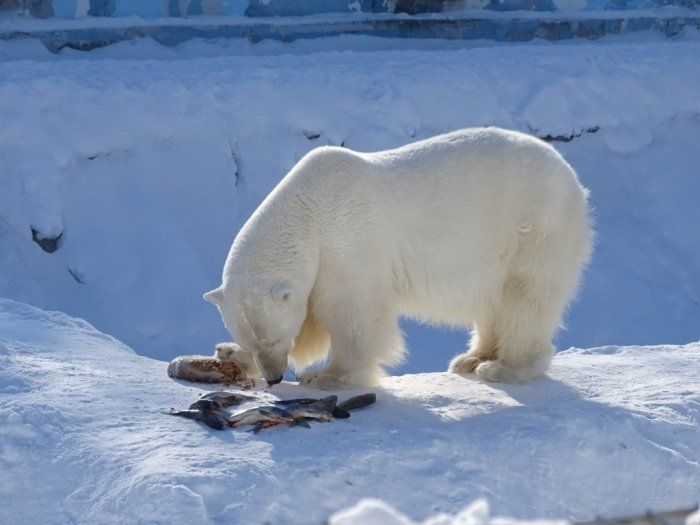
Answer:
[205,128,592,389]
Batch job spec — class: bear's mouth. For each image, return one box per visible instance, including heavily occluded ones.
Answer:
[266,375,284,386]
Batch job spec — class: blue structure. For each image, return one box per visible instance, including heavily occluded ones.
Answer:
[34,0,246,18]
[5,0,698,49]
[87,0,114,16]
[26,0,700,18]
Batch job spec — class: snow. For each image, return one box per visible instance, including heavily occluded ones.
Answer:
[0,24,699,524]
[0,298,698,524]
[329,499,567,525]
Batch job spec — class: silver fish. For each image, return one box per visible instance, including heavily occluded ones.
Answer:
[165,408,229,430]
[336,393,376,412]
[189,391,255,411]
[228,406,295,433]
[166,392,377,432]
[228,396,341,432]
[280,397,338,423]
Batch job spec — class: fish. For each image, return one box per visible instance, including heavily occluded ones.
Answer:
[189,391,255,411]
[165,392,377,432]
[227,399,338,433]
[274,395,346,417]
[224,396,345,432]
[166,391,256,429]
[228,406,296,433]
[277,396,341,423]
[229,394,377,432]
[167,355,255,386]
[165,408,229,431]
[337,392,377,412]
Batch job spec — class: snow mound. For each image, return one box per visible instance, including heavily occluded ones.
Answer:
[330,499,568,525]
[0,299,698,524]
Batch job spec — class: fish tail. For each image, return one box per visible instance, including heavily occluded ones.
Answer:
[337,393,377,412]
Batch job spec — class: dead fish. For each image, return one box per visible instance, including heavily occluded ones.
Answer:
[165,408,229,431]
[189,391,255,411]
[275,395,341,413]
[165,392,377,432]
[337,393,377,412]
[280,396,339,423]
[228,406,295,432]
[228,397,341,433]
[272,395,353,419]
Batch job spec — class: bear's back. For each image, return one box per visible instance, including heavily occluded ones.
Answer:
[359,128,584,228]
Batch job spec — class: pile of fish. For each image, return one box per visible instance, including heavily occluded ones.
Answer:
[165,391,377,432]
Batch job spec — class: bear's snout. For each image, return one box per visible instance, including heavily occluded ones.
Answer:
[266,375,283,386]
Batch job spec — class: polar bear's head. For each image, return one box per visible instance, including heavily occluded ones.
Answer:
[204,280,307,386]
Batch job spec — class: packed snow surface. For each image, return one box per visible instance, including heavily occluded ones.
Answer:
[0,299,698,524]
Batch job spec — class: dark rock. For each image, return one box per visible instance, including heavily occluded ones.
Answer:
[31,227,62,253]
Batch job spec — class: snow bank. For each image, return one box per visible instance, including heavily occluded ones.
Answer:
[330,499,567,525]
[0,299,698,524]
[0,37,699,374]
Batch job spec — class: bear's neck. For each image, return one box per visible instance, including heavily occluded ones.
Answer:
[229,181,320,283]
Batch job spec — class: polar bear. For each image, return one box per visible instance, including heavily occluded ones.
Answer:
[204,128,592,389]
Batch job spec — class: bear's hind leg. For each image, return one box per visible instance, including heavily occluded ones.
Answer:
[473,274,561,383]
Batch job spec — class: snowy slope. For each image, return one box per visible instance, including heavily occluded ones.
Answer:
[0,35,699,375]
[1,299,698,525]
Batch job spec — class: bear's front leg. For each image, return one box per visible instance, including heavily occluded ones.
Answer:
[214,342,261,378]
[297,305,403,390]
[298,364,383,390]
[297,338,384,389]
[298,369,355,390]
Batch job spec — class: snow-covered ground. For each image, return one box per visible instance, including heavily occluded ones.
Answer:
[1,298,698,524]
[1,28,699,524]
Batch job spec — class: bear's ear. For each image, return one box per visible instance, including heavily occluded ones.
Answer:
[203,286,225,306]
[270,282,292,302]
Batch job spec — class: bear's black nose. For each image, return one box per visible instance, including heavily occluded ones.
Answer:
[266,375,283,386]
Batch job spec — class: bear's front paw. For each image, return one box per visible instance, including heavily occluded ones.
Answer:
[448,354,482,375]
[214,342,261,378]
[297,369,347,390]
